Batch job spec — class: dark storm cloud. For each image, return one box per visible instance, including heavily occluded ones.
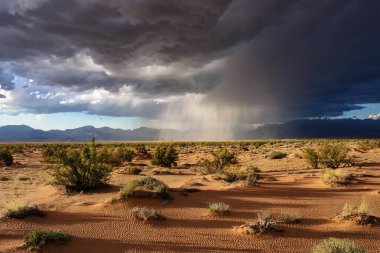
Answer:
[0,0,232,94]
[0,94,6,99]
[210,0,380,119]
[0,0,379,119]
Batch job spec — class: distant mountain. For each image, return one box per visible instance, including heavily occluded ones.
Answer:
[0,119,380,141]
[0,125,174,142]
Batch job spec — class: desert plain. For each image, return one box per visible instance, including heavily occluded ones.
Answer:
[0,140,380,253]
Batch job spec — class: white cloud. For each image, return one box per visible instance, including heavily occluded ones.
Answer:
[35,114,44,121]
[368,113,380,120]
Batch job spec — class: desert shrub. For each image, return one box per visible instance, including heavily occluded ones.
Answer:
[24,230,71,251]
[196,149,238,175]
[303,148,319,169]
[257,212,275,226]
[223,167,246,183]
[16,174,30,181]
[357,201,369,215]
[236,212,283,235]
[321,169,353,186]
[136,144,148,154]
[0,148,13,166]
[196,158,222,175]
[120,176,170,199]
[357,140,380,151]
[336,201,380,225]
[338,200,379,225]
[278,211,301,224]
[0,175,9,181]
[123,166,142,175]
[245,166,260,186]
[213,148,237,167]
[100,146,134,166]
[267,151,287,159]
[152,143,178,167]
[51,136,111,192]
[239,142,249,151]
[131,207,166,221]
[319,143,348,169]
[222,166,260,185]
[152,169,173,175]
[115,147,134,163]
[340,203,357,218]
[255,212,283,233]
[313,238,365,253]
[42,145,61,163]
[208,202,230,215]
[2,201,45,219]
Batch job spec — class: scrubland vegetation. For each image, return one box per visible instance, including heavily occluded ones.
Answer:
[208,202,230,215]
[303,143,348,169]
[50,136,111,192]
[151,142,178,167]
[313,238,365,253]
[120,176,170,199]
[131,207,166,221]
[1,138,380,252]
[321,168,353,186]
[337,201,380,225]
[0,147,13,166]
[24,230,71,251]
[1,201,44,219]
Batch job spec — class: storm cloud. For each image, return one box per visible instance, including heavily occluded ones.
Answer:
[0,0,379,124]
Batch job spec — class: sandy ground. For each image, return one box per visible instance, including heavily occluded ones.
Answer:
[1,145,380,253]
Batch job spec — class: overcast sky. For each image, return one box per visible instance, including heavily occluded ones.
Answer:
[0,0,379,130]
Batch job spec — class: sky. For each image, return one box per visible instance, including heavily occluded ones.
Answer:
[0,0,379,131]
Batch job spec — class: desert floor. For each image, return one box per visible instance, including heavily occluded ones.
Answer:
[1,144,380,253]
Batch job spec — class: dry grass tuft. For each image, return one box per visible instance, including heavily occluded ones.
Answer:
[131,207,166,221]
[2,201,45,219]
[208,202,230,215]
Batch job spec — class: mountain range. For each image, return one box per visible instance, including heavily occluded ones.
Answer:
[0,119,380,142]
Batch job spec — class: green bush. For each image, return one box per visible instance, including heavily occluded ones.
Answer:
[267,151,287,159]
[99,146,134,166]
[136,144,148,154]
[222,166,260,185]
[2,201,45,219]
[208,202,230,215]
[42,145,61,163]
[303,148,319,169]
[152,143,178,167]
[313,238,365,253]
[131,207,165,221]
[245,166,260,186]
[319,143,348,169]
[196,158,222,175]
[120,176,170,199]
[213,148,237,167]
[357,140,380,151]
[24,230,71,251]
[51,136,111,192]
[0,148,13,166]
[223,167,247,183]
[321,169,353,186]
[196,149,238,175]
